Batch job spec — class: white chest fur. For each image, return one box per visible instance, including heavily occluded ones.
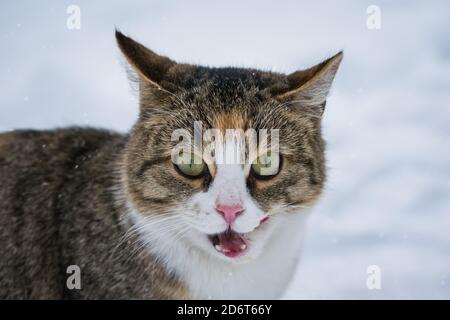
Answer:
[130,210,309,299]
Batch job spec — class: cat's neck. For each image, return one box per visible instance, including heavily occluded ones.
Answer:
[127,205,309,299]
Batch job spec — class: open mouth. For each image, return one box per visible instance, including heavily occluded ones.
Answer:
[209,228,247,258]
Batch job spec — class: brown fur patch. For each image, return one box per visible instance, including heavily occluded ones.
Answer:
[213,111,248,131]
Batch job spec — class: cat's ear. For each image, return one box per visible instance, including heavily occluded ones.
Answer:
[275,51,343,115]
[115,30,176,91]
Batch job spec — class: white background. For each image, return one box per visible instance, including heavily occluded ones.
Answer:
[1,1,449,298]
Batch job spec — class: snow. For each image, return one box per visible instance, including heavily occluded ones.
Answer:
[1,0,449,298]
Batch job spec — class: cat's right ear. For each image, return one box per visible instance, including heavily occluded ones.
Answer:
[115,30,176,91]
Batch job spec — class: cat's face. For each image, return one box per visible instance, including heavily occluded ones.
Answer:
[117,31,342,263]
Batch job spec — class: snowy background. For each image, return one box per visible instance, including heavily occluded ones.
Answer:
[1,1,449,299]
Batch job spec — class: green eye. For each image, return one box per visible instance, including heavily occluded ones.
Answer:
[176,153,205,177]
[252,153,280,177]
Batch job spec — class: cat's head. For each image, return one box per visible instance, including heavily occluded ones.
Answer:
[116,31,342,263]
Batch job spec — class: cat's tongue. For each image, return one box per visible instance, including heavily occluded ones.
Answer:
[212,230,247,258]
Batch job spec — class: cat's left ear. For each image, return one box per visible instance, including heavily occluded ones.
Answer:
[274,52,343,115]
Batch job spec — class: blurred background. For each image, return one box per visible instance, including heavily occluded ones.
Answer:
[1,0,449,299]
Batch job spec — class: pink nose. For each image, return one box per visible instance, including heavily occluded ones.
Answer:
[215,203,244,224]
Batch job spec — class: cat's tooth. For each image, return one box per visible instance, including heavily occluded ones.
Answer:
[215,245,223,252]
[240,244,247,250]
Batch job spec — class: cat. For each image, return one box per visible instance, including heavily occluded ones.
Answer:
[0,30,342,299]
